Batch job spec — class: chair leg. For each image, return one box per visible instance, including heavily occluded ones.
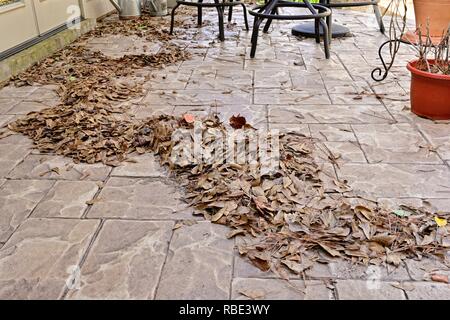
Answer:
[228,0,233,22]
[373,4,385,34]
[326,11,332,44]
[170,3,181,35]
[320,18,330,59]
[263,8,276,33]
[216,6,225,41]
[198,0,204,26]
[250,17,264,58]
[314,19,320,43]
[241,3,249,31]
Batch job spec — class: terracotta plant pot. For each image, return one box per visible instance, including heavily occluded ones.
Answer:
[407,60,450,120]
[413,0,450,43]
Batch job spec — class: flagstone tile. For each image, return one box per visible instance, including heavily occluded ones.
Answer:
[156,222,233,299]
[7,155,111,181]
[336,164,450,198]
[32,181,99,218]
[0,86,37,98]
[88,177,193,220]
[111,153,167,178]
[0,132,34,146]
[0,218,99,299]
[329,93,383,105]
[309,124,356,142]
[142,89,251,106]
[0,115,13,128]
[25,87,60,102]
[352,124,442,164]
[255,89,330,105]
[231,278,333,300]
[212,105,267,130]
[268,105,394,124]
[0,99,18,114]
[131,104,174,119]
[290,71,324,89]
[404,282,450,300]
[0,144,30,177]
[377,198,450,213]
[0,179,54,242]
[172,105,214,118]
[66,220,173,300]
[335,280,406,300]
[6,100,58,115]
[417,122,450,160]
[314,141,367,164]
[254,70,291,89]
[268,123,311,137]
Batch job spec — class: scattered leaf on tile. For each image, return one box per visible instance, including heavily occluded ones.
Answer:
[229,114,247,129]
[238,289,266,300]
[435,217,448,228]
[431,274,449,284]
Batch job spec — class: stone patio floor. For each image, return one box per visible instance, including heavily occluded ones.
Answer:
[1,7,450,300]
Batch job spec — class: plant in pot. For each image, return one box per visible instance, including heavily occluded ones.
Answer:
[379,0,450,120]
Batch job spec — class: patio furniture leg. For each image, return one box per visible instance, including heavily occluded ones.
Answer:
[169,3,181,35]
[320,18,330,59]
[250,17,264,58]
[228,0,233,22]
[241,3,249,30]
[373,4,385,34]
[216,4,225,41]
[263,8,277,33]
[198,0,203,26]
[314,18,320,43]
[326,10,332,44]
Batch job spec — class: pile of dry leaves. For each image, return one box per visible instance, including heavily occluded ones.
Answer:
[6,11,192,164]
[3,8,450,277]
[147,115,450,275]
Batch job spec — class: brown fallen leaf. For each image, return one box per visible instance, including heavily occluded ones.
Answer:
[238,289,266,300]
[229,114,246,129]
[431,274,449,284]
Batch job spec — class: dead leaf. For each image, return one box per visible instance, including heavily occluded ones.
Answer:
[229,114,246,129]
[431,274,449,284]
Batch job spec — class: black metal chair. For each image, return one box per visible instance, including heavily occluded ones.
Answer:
[170,0,249,41]
[248,0,332,59]
[328,0,385,33]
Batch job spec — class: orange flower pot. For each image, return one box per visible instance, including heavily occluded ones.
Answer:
[413,0,450,43]
[407,60,450,120]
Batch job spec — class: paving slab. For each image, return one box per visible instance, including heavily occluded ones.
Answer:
[8,154,111,181]
[268,105,394,124]
[309,124,356,142]
[88,177,193,220]
[0,218,99,299]
[0,85,37,98]
[32,181,99,218]
[155,222,233,299]
[404,282,450,300]
[67,220,173,299]
[232,278,333,300]
[336,164,450,198]
[0,144,30,177]
[0,179,54,242]
[111,154,167,178]
[335,280,406,300]
[255,89,330,105]
[417,122,450,160]
[353,123,442,164]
